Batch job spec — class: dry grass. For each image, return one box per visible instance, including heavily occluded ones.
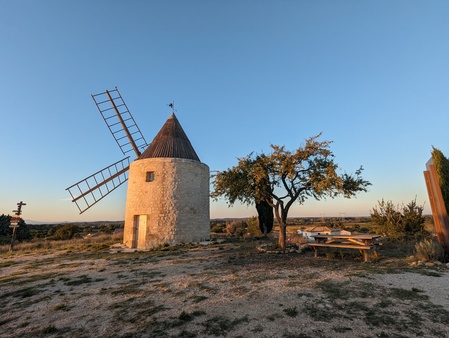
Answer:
[0,233,122,254]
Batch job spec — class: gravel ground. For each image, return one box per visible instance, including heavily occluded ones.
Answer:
[1,241,449,338]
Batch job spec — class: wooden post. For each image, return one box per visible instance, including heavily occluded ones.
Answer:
[9,201,26,252]
[9,225,17,252]
[363,250,368,263]
[424,159,449,254]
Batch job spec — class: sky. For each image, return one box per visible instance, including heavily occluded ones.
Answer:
[1,1,449,223]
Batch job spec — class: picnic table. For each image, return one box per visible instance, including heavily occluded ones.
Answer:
[309,234,381,262]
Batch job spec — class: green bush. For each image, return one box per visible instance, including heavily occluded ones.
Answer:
[225,220,246,237]
[211,223,225,233]
[414,238,446,262]
[246,216,263,237]
[53,224,80,240]
[370,199,427,242]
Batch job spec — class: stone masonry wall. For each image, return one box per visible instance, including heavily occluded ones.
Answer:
[123,158,210,249]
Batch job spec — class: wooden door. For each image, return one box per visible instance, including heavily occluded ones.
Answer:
[137,215,147,249]
[132,215,147,249]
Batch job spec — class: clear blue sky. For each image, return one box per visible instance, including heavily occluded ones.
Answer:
[1,1,448,223]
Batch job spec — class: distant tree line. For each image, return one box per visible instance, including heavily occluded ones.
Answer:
[0,219,124,244]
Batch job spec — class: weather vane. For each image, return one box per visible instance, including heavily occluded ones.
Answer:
[168,101,177,113]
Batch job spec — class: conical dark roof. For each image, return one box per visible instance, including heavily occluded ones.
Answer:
[138,113,200,161]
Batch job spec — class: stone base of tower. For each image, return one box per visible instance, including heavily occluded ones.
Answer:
[123,216,210,249]
[123,158,210,250]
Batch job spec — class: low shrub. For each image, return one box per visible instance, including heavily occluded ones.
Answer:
[211,223,225,233]
[414,238,446,262]
[225,221,246,237]
[53,224,80,240]
[370,199,427,242]
[246,216,263,237]
[287,233,307,245]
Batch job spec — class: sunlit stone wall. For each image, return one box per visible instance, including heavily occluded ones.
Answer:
[123,157,210,249]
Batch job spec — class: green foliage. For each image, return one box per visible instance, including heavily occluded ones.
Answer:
[53,224,80,240]
[99,224,117,234]
[246,216,263,237]
[225,220,246,236]
[0,214,31,244]
[0,214,9,238]
[414,238,446,262]
[370,199,427,242]
[431,147,449,213]
[210,223,225,233]
[16,220,31,242]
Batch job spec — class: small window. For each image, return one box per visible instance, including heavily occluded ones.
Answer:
[146,171,155,182]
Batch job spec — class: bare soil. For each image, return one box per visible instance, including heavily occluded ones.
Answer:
[1,238,449,338]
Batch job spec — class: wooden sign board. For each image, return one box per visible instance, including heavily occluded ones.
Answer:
[424,158,449,254]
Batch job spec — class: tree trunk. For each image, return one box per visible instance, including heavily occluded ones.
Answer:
[278,221,287,250]
[274,202,288,250]
[9,226,17,252]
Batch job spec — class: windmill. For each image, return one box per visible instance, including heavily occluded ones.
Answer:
[66,87,148,214]
[66,88,210,249]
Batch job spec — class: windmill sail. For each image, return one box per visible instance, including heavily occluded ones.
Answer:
[66,157,130,214]
[92,87,148,157]
[67,87,148,214]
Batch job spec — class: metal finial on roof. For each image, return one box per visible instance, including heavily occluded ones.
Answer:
[168,101,177,114]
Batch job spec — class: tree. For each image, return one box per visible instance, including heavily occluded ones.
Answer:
[0,214,9,238]
[0,214,31,244]
[15,218,31,242]
[431,147,449,214]
[211,134,371,249]
[370,199,426,241]
[53,224,80,240]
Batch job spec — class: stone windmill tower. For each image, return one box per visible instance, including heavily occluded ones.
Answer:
[66,88,210,249]
[123,112,210,249]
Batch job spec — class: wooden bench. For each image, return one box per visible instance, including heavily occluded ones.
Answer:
[309,243,377,262]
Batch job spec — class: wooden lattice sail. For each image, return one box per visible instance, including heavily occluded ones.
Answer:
[66,88,147,213]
